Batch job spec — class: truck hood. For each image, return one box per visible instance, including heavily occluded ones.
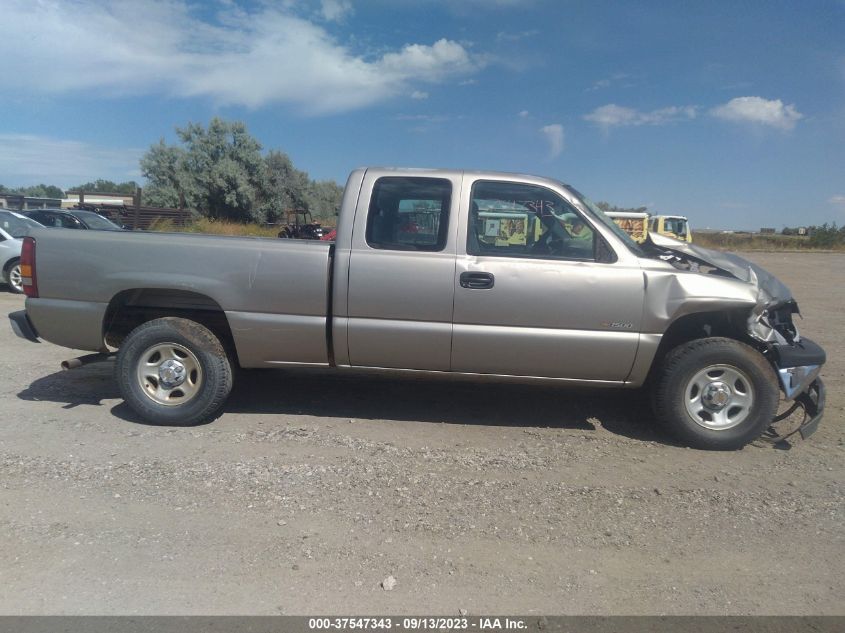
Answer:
[647,232,793,306]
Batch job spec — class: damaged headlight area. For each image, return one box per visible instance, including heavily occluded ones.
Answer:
[748,299,800,345]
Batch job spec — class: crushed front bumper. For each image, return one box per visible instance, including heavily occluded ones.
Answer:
[792,378,825,440]
[9,310,40,343]
[771,337,826,440]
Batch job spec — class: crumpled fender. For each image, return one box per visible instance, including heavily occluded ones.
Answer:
[640,268,758,332]
[644,233,798,343]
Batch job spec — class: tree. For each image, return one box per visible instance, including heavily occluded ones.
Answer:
[0,184,65,198]
[138,117,345,223]
[595,201,648,215]
[258,151,312,223]
[70,179,138,195]
[178,118,265,221]
[140,140,186,207]
[140,118,265,221]
[808,223,844,248]
[304,179,344,222]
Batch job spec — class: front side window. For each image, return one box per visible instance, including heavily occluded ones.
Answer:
[366,177,451,251]
[467,181,596,261]
[58,214,83,229]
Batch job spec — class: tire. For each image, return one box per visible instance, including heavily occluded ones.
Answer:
[4,259,23,294]
[652,337,779,450]
[116,317,233,426]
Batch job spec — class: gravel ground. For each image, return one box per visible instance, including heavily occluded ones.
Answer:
[0,251,842,615]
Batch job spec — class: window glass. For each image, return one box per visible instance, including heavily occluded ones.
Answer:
[567,188,644,257]
[0,211,42,238]
[468,181,596,261]
[366,177,451,251]
[74,210,121,230]
[58,214,82,228]
[664,218,687,236]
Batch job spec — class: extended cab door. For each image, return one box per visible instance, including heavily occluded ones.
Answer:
[451,177,645,381]
[343,171,461,371]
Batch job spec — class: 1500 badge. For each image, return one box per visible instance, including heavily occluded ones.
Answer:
[602,321,634,329]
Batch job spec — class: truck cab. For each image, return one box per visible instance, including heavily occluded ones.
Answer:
[651,214,692,242]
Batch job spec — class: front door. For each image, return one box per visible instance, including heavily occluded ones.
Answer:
[451,179,644,381]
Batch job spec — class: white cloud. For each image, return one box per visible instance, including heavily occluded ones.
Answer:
[320,0,353,21]
[410,90,429,100]
[0,134,142,187]
[379,39,476,82]
[540,124,564,158]
[829,195,845,206]
[710,96,803,130]
[583,104,698,130]
[0,1,480,115]
[518,110,529,118]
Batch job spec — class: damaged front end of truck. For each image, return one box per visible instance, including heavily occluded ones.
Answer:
[646,233,826,440]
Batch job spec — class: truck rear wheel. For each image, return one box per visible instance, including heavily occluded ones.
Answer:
[652,337,779,450]
[116,317,233,426]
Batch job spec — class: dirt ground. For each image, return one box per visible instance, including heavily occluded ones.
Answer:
[0,251,842,615]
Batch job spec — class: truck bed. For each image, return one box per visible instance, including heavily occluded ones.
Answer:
[25,228,334,367]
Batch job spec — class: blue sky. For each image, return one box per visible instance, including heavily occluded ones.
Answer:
[1,0,844,229]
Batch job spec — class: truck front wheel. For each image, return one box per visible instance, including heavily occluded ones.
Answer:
[652,337,779,450]
[116,317,233,426]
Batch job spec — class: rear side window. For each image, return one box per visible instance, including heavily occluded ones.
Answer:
[366,177,451,251]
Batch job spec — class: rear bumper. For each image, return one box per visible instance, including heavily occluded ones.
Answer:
[9,310,40,343]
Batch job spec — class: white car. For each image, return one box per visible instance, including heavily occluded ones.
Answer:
[0,210,44,293]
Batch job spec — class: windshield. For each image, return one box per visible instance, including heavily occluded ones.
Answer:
[563,186,645,256]
[74,210,122,230]
[0,210,43,238]
[664,217,688,236]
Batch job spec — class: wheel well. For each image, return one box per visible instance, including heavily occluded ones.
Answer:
[103,289,238,364]
[651,309,754,372]
[3,257,19,273]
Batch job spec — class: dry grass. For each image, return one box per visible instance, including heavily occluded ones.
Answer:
[692,232,845,252]
[148,217,280,238]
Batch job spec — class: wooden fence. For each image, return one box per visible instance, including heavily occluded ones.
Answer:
[75,203,192,231]
[70,189,193,230]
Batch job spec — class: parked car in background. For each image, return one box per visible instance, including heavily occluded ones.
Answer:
[23,208,124,231]
[0,210,44,293]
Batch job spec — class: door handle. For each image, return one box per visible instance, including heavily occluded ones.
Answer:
[460,271,495,289]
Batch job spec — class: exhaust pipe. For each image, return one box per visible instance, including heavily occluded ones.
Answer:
[61,353,113,371]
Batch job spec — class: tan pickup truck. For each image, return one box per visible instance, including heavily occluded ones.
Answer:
[9,168,825,450]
